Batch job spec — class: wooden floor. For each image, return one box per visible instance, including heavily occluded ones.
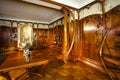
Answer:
[0,48,111,80]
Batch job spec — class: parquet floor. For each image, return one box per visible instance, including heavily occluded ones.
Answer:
[0,48,111,80]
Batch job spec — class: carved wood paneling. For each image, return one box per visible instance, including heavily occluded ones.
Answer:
[38,29,48,47]
[69,20,80,61]
[0,26,17,51]
[48,25,63,52]
[78,6,120,79]
[80,14,103,62]
[103,5,120,69]
[31,29,49,49]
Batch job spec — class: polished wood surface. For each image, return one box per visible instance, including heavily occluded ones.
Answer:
[0,26,17,50]
[62,9,69,55]
[0,51,48,72]
[48,25,63,52]
[32,29,49,49]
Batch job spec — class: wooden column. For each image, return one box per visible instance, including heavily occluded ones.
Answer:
[62,9,69,55]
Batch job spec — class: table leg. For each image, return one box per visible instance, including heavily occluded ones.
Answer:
[15,70,28,80]
[40,62,48,76]
[0,72,11,80]
[15,62,49,80]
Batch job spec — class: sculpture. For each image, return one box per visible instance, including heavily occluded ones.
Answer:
[23,40,31,62]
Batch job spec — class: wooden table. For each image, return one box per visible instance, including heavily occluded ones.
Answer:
[0,51,49,80]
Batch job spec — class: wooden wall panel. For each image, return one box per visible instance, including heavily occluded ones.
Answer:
[80,14,103,62]
[48,28,54,48]
[0,26,49,51]
[103,5,120,69]
[48,25,64,52]
[77,5,120,79]
[0,26,17,51]
[32,28,39,49]
[38,29,48,47]
[31,29,49,49]
[68,20,80,61]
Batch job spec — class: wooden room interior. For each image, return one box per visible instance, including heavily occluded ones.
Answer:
[0,0,120,80]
